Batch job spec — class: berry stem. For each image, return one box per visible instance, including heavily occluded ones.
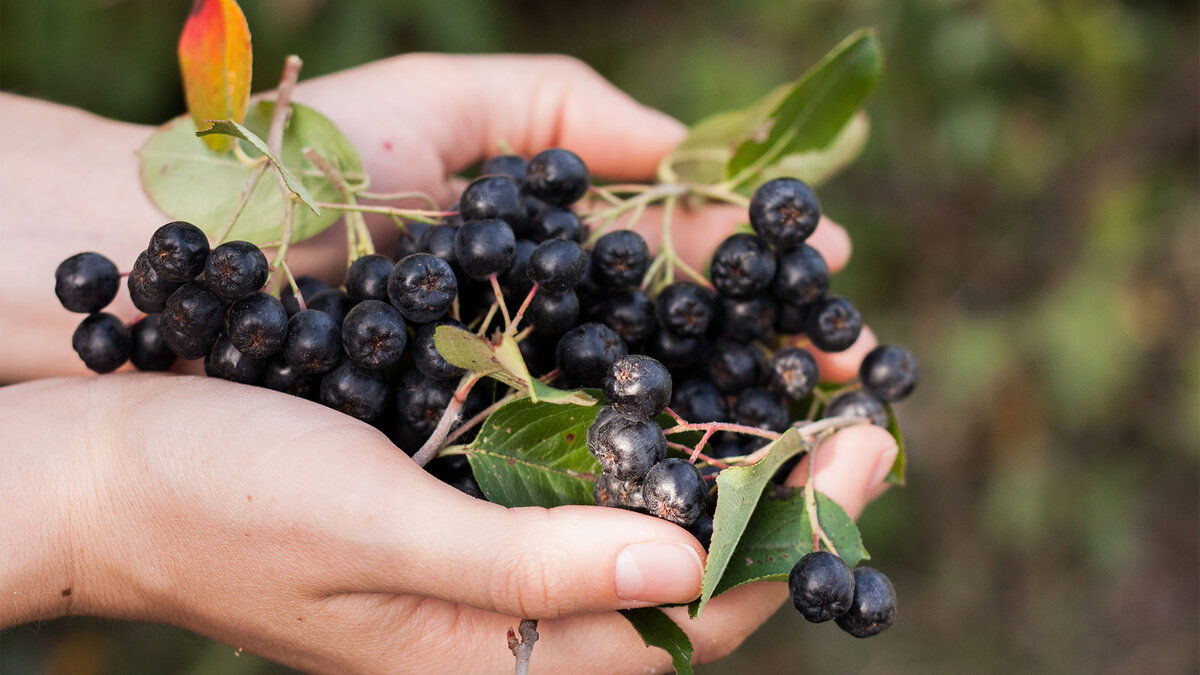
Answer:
[266,55,302,158]
[687,427,717,463]
[663,420,782,442]
[214,162,269,245]
[536,368,560,384]
[279,261,305,311]
[588,184,624,206]
[312,201,455,224]
[690,183,751,208]
[639,254,667,291]
[509,619,540,675]
[476,301,499,337]
[805,440,839,556]
[506,284,539,337]
[663,406,687,426]
[411,373,480,466]
[659,193,678,285]
[490,275,512,331]
[356,189,441,210]
[439,391,519,450]
[304,148,375,261]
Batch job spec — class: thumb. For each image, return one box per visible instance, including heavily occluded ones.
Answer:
[361,465,706,619]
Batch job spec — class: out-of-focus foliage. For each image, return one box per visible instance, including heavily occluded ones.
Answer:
[1,0,1196,673]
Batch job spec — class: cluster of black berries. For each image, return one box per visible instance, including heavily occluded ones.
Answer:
[789,551,897,638]
[590,355,713,536]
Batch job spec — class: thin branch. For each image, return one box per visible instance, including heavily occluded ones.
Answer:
[214,162,268,245]
[440,392,518,449]
[509,619,539,675]
[411,374,479,466]
[267,56,303,156]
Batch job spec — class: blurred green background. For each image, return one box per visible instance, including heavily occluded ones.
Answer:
[2,0,1197,673]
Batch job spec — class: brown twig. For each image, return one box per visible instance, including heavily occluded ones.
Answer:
[508,619,539,675]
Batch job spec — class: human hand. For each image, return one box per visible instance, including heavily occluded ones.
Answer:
[0,373,897,673]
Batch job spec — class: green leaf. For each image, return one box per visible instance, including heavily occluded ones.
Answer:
[433,325,595,405]
[710,486,867,598]
[692,428,810,617]
[139,101,364,246]
[195,118,320,214]
[744,112,870,188]
[465,394,602,508]
[724,29,882,187]
[619,608,694,675]
[884,402,907,485]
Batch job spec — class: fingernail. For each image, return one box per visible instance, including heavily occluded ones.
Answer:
[615,542,703,604]
[868,445,899,488]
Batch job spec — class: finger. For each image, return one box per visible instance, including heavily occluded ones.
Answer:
[352,465,707,619]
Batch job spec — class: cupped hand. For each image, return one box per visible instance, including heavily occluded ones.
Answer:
[0,374,897,673]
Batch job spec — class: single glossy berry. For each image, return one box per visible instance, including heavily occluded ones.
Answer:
[388,253,458,323]
[593,473,647,512]
[341,300,407,370]
[226,291,288,359]
[703,339,762,394]
[775,301,811,334]
[824,390,889,427]
[587,409,667,481]
[529,205,582,243]
[524,148,589,206]
[418,224,459,265]
[129,315,176,371]
[481,154,528,182]
[459,175,525,229]
[749,178,821,249]
[306,288,354,327]
[455,218,516,280]
[205,334,267,384]
[710,234,777,299]
[592,289,656,345]
[860,345,918,403]
[773,245,830,307]
[160,283,225,359]
[767,346,819,400]
[591,230,649,291]
[526,290,579,336]
[345,254,395,303]
[656,282,716,337]
[319,360,389,421]
[642,458,708,526]
[204,240,268,301]
[527,239,587,293]
[394,370,456,439]
[281,275,329,316]
[688,512,715,549]
[604,354,672,420]
[555,322,627,388]
[734,388,789,433]
[72,313,131,373]
[396,222,431,261]
[413,319,468,380]
[500,239,538,299]
[647,330,707,373]
[55,252,119,313]
[835,567,897,638]
[147,221,209,282]
[789,551,855,623]
[718,295,776,343]
[671,379,729,423]
[258,356,319,399]
[128,250,182,314]
[805,296,862,352]
[283,309,342,374]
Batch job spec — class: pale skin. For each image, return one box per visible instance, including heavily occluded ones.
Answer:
[0,54,897,673]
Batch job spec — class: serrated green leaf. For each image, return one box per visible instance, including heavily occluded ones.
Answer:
[884,402,907,485]
[139,101,363,246]
[710,486,867,598]
[196,118,319,214]
[725,29,881,188]
[466,395,602,507]
[433,325,595,405]
[619,608,694,675]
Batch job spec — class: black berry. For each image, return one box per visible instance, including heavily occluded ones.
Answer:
[412,319,468,381]
[226,291,288,359]
[283,309,342,374]
[71,313,131,373]
[527,239,587,294]
[418,224,459,265]
[718,295,776,343]
[455,218,516,280]
[147,221,209,282]
[671,379,729,423]
[710,234,777,299]
[703,339,762,394]
[591,230,649,291]
[129,315,176,372]
[773,244,830,307]
[530,205,583,243]
[788,551,855,623]
[647,330,706,373]
[345,254,395,303]
[258,356,319,399]
[767,346,819,400]
[205,334,266,384]
[306,288,354,327]
[128,250,182,314]
[160,283,225,359]
[388,253,458,323]
[204,240,268,301]
[642,458,708,526]
[458,175,526,229]
[396,223,431,261]
[593,473,647,512]
[281,275,329,316]
[592,289,656,346]
[835,567,897,638]
[341,300,407,370]
[319,360,389,421]
[688,512,714,549]
[749,178,821,249]
[805,296,862,352]
[656,282,716,337]
[525,290,579,336]
[824,390,889,427]
[524,148,589,206]
[587,407,667,481]
[733,388,789,433]
[394,370,456,440]
[555,322,627,388]
[859,345,918,403]
[481,154,528,182]
[500,239,538,299]
[55,252,119,313]
[604,354,672,420]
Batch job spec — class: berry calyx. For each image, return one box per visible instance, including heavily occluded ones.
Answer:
[749,178,821,249]
[603,354,672,420]
[388,253,458,323]
[341,299,408,370]
[805,295,862,352]
[147,221,210,282]
[204,240,268,301]
[767,346,819,400]
[710,233,777,299]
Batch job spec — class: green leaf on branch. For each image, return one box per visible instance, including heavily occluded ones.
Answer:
[432,325,594,405]
[619,608,694,675]
[195,119,320,214]
[465,394,602,508]
[884,402,907,485]
[139,101,364,246]
[709,485,867,598]
[724,29,882,187]
[746,112,870,188]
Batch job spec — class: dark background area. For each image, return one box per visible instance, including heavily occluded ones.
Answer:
[2,0,1197,673]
